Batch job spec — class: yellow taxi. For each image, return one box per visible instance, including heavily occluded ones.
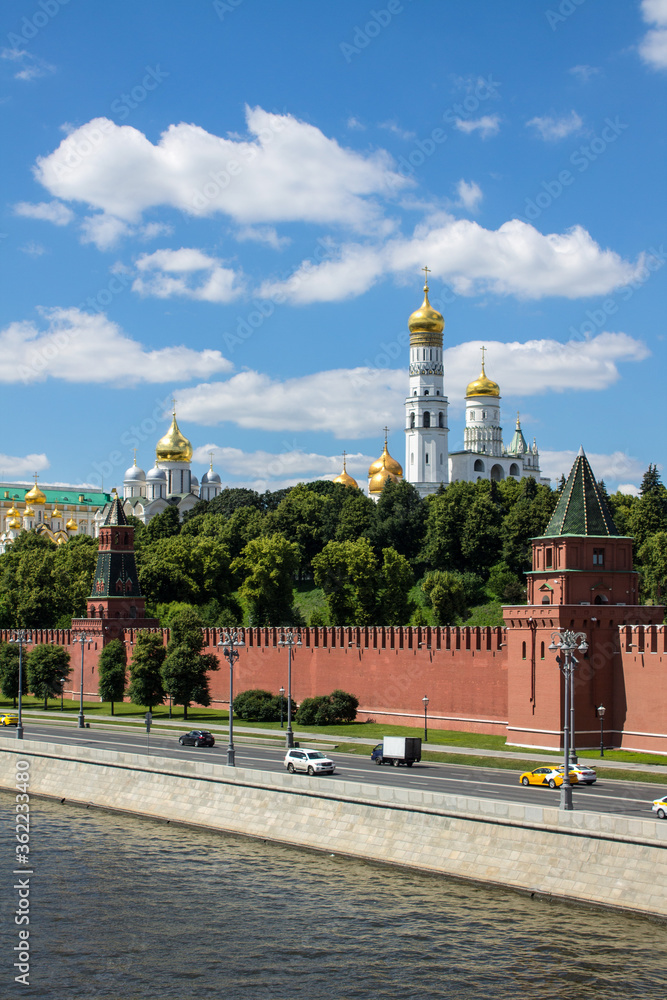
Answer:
[1,713,19,726]
[519,766,579,789]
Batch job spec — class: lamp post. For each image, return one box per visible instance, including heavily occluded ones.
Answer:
[548,629,588,811]
[72,632,89,728]
[597,704,606,756]
[217,630,245,766]
[422,695,429,743]
[279,686,285,728]
[60,678,65,711]
[278,630,302,749]
[9,630,32,740]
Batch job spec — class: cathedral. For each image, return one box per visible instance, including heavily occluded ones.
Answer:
[334,272,549,499]
[116,406,223,525]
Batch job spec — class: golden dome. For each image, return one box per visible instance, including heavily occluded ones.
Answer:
[156,411,193,463]
[23,504,34,517]
[408,273,444,338]
[368,431,403,479]
[8,517,21,530]
[66,517,78,531]
[369,462,400,495]
[51,506,62,518]
[24,480,46,505]
[466,358,500,398]
[6,504,20,518]
[333,454,359,489]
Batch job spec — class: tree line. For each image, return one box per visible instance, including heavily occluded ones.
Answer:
[0,466,665,630]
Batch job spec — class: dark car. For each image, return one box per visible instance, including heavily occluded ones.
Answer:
[178,730,215,747]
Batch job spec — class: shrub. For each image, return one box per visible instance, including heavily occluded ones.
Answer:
[233,688,294,722]
[295,689,358,726]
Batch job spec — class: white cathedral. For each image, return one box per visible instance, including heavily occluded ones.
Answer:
[336,272,549,499]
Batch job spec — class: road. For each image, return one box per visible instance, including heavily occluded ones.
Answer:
[1,721,664,821]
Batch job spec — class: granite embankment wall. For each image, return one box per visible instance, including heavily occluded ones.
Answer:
[2,740,666,919]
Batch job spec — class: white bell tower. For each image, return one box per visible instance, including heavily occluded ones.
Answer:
[404,268,449,497]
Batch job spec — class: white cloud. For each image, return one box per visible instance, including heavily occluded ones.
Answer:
[140,222,173,241]
[173,331,647,439]
[133,248,243,303]
[346,117,366,130]
[176,368,406,439]
[454,115,500,138]
[20,242,47,257]
[192,445,373,489]
[258,219,645,304]
[379,121,416,140]
[14,201,74,225]
[639,0,667,68]
[80,214,131,250]
[616,483,640,497]
[1,48,55,81]
[539,450,647,488]
[569,64,600,82]
[455,179,483,212]
[34,106,409,235]
[0,307,233,385]
[0,453,49,479]
[235,225,291,249]
[527,111,583,141]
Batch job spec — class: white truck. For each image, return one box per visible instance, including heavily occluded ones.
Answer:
[371,736,422,767]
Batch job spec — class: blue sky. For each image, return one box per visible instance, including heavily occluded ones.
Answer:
[1,0,665,495]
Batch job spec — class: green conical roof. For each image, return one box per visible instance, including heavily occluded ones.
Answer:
[507,413,527,456]
[544,447,619,537]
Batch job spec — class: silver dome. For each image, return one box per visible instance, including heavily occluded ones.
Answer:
[124,464,146,482]
[147,465,167,481]
[202,468,222,484]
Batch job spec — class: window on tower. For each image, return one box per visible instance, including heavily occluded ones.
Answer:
[410,413,415,428]
[438,412,444,428]
[425,454,429,464]
[423,412,430,428]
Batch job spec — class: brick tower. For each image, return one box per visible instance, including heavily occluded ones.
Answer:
[504,448,663,750]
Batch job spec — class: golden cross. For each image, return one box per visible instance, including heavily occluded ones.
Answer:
[481,345,486,369]
[32,472,39,483]
[342,449,347,470]
[422,265,431,286]
[171,396,176,414]
[209,450,215,469]
[383,426,390,444]
[132,447,137,465]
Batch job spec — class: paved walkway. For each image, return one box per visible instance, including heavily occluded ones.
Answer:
[15,710,667,776]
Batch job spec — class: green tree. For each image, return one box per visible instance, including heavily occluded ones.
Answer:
[369,479,425,562]
[378,547,415,625]
[97,639,127,715]
[501,479,558,577]
[487,562,525,603]
[27,644,71,710]
[265,484,332,578]
[207,487,262,518]
[138,534,234,607]
[312,537,379,625]
[51,535,98,626]
[627,467,667,549]
[335,487,377,542]
[232,534,300,625]
[162,607,219,719]
[637,531,667,605]
[128,632,166,712]
[0,642,20,707]
[422,571,468,625]
[145,505,181,541]
[460,487,503,575]
[419,480,477,572]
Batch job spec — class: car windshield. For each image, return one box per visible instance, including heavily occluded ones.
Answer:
[305,752,326,759]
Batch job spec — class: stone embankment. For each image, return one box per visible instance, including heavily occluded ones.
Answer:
[2,740,665,918]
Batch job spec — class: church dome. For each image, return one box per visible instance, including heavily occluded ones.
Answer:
[66,517,78,531]
[156,412,193,463]
[23,504,34,517]
[147,465,167,481]
[190,474,199,489]
[24,481,46,505]
[124,459,146,482]
[408,280,444,336]
[333,456,359,489]
[8,517,21,530]
[466,360,499,398]
[202,466,221,485]
[51,506,62,518]
[6,504,20,519]
[369,462,400,495]
[368,436,403,479]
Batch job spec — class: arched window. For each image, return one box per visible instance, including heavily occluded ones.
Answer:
[424,389,429,396]
[423,412,431,428]
[474,459,484,472]
[542,595,551,605]
[490,464,504,481]
[410,413,415,428]
[438,412,444,428]
[470,411,475,420]
[510,463,520,477]
[594,594,609,604]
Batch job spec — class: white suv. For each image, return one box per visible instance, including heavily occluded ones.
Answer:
[284,749,335,776]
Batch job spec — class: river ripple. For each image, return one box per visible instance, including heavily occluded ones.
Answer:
[1,793,665,999]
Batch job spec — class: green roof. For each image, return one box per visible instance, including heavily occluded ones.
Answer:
[543,447,619,537]
[1,487,112,507]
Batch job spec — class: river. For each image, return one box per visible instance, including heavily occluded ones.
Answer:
[1,792,665,999]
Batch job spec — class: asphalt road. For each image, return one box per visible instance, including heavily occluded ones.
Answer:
[1,721,664,821]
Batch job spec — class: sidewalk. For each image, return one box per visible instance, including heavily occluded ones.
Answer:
[16,710,667,776]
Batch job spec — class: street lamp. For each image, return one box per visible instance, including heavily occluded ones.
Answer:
[279,685,285,728]
[548,629,588,811]
[597,704,606,756]
[60,678,65,711]
[9,630,32,740]
[217,630,245,766]
[72,632,90,728]
[422,695,429,743]
[278,630,302,749]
